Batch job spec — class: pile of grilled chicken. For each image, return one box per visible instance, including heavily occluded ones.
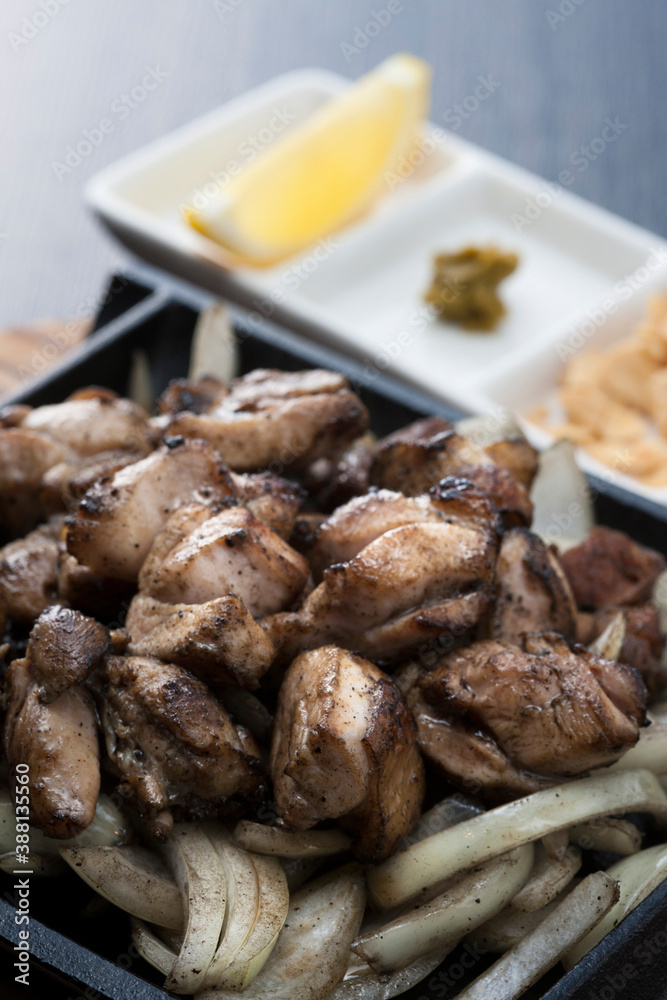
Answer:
[0,370,665,863]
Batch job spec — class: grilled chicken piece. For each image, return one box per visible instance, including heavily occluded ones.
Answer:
[577,604,667,698]
[0,428,69,537]
[41,449,145,517]
[27,605,109,703]
[3,657,100,837]
[0,517,62,625]
[301,435,374,512]
[483,528,577,643]
[266,494,497,663]
[270,646,425,861]
[66,438,234,582]
[101,655,265,837]
[18,389,152,457]
[309,480,500,581]
[157,376,228,415]
[229,471,304,539]
[409,633,647,799]
[484,437,540,491]
[370,426,533,527]
[126,593,275,690]
[165,368,369,472]
[138,503,309,616]
[560,526,666,610]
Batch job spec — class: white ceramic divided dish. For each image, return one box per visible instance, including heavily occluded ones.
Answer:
[86,68,667,505]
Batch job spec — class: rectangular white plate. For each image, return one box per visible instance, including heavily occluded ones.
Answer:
[86,67,667,506]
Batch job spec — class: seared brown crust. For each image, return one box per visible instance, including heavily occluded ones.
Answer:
[165,369,369,472]
[340,676,426,862]
[101,655,265,837]
[0,429,68,538]
[266,517,497,663]
[0,518,61,625]
[21,394,152,457]
[410,634,646,798]
[484,528,577,643]
[577,603,667,697]
[560,526,666,610]
[270,646,424,861]
[126,593,276,690]
[370,429,533,527]
[484,437,539,490]
[137,503,310,618]
[4,658,100,838]
[229,471,304,539]
[27,605,110,703]
[157,376,228,415]
[310,481,500,583]
[66,439,234,582]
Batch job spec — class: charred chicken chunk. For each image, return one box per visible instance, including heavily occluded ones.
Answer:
[370,426,533,527]
[270,645,425,861]
[3,657,100,838]
[156,376,228,416]
[27,605,110,703]
[17,388,152,457]
[100,655,265,837]
[66,438,234,582]
[301,435,374,512]
[560,526,666,610]
[41,449,146,517]
[577,603,667,698]
[0,428,69,537]
[137,503,309,617]
[267,482,498,662]
[126,594,275,690]
[309,480,500,581]
[164,368,369,472]
[228,471,304,540]
[409,634,647,799]
[0,517,61,625]
[483,527,577,644]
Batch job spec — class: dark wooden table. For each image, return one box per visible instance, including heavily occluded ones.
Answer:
[1,0,666,327]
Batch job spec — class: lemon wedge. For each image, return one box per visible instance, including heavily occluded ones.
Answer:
[185,53,431,265]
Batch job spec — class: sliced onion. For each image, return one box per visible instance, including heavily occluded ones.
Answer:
[162,824,227,995]
[563,843,667,969]
[208,852,289,991]
[530,439,593,550]
[327,948,451,1000]
[455,872,619,1000]
[367,770,667,911]
[608,723,667,774]
[470,894,566,954]
[131,917,177,977]
[0,790,129,871]
[59,844,183,929]
[233,820,351,858]
[354,845,533,975]
[509,841,581,913]
[568,817,641,855]
[588,611,626,661]
[201,827,260,989]
[198,867,365,1000]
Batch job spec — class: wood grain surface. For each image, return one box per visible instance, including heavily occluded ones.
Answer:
[1,0,666,328]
